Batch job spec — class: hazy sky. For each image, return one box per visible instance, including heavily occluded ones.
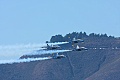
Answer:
[0,0,120,44]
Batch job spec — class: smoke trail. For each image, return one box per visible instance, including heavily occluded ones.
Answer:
[48,42,69,45]
[0,43,45,60]
[0,57,52,64]
[41,42,69,48]
[0,42,69,60]
[25,50,72,56]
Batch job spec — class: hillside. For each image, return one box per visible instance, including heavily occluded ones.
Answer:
[0,32,120,80]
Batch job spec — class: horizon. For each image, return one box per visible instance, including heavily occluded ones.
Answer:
[0,31,118,45]
[0,0,120,45]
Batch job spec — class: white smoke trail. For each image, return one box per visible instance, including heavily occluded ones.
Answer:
[48,42,69,45]
[0,43,44,60]
[0,42,69,60]
[25,50,72,56]
[0,42,70,64]
[0,57,52,64]
[41,42,69,48]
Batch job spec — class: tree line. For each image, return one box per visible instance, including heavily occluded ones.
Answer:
[50,32,116,42]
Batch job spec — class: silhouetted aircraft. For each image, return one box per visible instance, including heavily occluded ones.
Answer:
[41,44,60,50]
[73,45,88,51]
[72,38,84,44]
[52,53,66,59]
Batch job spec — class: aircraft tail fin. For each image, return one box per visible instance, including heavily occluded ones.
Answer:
[73,38,76,41]
[56,53,58,56]
[76,45,80,49]
[53,53,59,58]
[47,44,50,47]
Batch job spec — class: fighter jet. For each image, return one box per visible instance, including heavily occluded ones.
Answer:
[52,53,66,59]
[72,38,84,44]
[41,44,60,50]
[73,45,88,51]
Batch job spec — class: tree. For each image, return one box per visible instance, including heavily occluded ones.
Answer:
[50,35,64,42]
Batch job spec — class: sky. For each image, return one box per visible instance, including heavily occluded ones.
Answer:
[0,0,120,45]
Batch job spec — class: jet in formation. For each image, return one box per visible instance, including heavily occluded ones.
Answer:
[71,38,84,44]
[39,38,87,59]
[0,38,88,64]
[41,44,61,50]
[51,53,66,59]
[73,45,88,51]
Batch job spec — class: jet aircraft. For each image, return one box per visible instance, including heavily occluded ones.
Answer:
[52,53,66,59]
[72,38,84,44]
[73,45,88,51]
[0,37,89,64]
[41,44,61,50]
